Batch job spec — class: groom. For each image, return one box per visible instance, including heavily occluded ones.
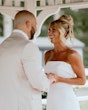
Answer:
[0,10,51,110]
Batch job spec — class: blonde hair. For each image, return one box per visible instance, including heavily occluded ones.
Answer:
[51,15,74,41]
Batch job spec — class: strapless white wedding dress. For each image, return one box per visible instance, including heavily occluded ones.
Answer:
[44,61,80,110]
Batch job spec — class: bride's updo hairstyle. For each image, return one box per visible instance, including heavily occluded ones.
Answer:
[50,15,74,42]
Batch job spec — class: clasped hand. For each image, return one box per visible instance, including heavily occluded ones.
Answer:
[45,73,58,84]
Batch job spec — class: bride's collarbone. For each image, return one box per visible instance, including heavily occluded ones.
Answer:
[48,50,69,62]
[53,52,63,57]
[52,53,67,60]
[50,55,68,62]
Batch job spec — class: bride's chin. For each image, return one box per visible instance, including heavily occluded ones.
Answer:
[50,39,54,42]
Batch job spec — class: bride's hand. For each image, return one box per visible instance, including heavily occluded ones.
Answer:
[45,73,56,84]
[49,73,60,83]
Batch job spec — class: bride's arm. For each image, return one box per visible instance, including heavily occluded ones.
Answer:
[52,52,86,85]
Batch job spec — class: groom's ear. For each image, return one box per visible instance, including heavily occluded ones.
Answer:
[26,20,31,29]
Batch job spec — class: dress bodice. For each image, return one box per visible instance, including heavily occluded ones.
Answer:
[45,61,80,110]
[44,61,76,78]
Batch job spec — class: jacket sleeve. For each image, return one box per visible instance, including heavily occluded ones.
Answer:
[21,42,50,92]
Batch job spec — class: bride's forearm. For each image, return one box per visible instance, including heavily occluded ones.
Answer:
[56,76,86,85]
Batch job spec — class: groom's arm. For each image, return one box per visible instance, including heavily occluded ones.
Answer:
[22,42,50,92]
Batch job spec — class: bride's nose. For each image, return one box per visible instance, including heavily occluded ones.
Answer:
[48,29,53,36]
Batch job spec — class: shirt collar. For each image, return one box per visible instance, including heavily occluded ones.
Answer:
[13,29,29,40]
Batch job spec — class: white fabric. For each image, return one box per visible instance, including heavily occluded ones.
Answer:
[44,61,80,110]
[0,31,50,110]
[13,29,29,40]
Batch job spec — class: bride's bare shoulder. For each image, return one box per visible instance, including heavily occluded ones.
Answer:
[44,50,53,64]
[68,49,81,64]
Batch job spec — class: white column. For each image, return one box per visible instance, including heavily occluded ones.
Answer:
[65,0,71,3]
[4,0,12,6]
[15,0,20,6]
[40,0,46,6]
[25,0,36,15]
[0,0,2,5]
[54,11,60,20]
[3,15,13,38]
[55,0,62,5]
[48,0,54,5]
[70,0,83,3]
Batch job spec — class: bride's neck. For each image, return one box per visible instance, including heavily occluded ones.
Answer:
[54,43,68,53]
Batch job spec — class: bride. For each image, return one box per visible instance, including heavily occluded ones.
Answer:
[44,15,86,110]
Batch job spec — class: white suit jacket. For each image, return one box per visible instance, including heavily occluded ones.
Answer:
[0,30,50,110]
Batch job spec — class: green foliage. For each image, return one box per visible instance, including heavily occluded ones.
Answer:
[42,92,47,98]
[39,16,54,37]
[60,8,88,67]
[20,1,24,7]
[83,47,88,68]
[60,8,88,38]
[0,14,3,36]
